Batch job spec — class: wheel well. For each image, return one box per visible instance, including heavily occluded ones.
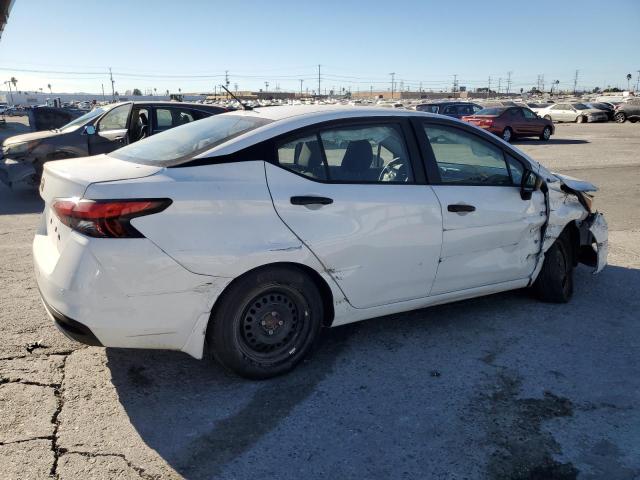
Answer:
[209,262,336,329]
[559,222,580,267]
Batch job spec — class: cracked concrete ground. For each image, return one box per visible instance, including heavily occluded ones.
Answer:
[0,122,639,479]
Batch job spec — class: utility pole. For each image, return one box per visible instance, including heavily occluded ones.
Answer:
[370,85,373,98]
[487,76,491,99]
[317,64,321,98]
[109,67,115,100]
[506,71,512,95]
[573,70,579,94]
[101,83,105,101]
[497,78,502,96]
[389,72,396,99]
[224,71,230,99]
[635,70,640,92]
[452,74,458,93]
[265,81,269,92]
[299,79,303,97]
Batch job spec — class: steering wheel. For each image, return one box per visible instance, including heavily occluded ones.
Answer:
[378,158,409,182]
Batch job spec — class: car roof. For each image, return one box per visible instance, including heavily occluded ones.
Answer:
[196,105,444,158]
[109,101,224,109]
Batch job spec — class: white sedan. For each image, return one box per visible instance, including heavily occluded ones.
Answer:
[34,106,608,379]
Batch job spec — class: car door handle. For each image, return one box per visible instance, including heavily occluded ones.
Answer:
[290,196,333,206]
[447,204,476,213]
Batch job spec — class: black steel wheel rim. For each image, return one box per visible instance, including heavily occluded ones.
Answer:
[236,286,310,364]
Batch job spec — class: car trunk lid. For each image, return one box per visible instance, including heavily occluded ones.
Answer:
[39,154,162,204]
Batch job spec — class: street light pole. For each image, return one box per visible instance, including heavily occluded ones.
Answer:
[389,72,395,100]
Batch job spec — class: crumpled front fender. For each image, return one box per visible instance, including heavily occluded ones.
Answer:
[585,212,608,274]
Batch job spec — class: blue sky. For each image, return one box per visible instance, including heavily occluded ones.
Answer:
[0,0,638,94]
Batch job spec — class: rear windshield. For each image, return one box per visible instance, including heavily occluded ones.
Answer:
[474,108,506,116]
[110,114,272,166]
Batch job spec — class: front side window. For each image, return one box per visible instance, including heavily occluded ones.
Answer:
[424,124,511,186]
[276,123,413,183]
[98,104,131,131]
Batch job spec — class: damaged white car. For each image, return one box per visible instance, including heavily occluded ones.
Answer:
[33,106,607,379]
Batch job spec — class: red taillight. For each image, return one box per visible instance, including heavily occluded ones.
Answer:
[481,119,494,126]
[52,198,172,238]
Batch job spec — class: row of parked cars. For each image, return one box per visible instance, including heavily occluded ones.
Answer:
[414,98,640,142]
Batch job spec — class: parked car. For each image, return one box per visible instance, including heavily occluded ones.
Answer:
[0,101,226,187]
[583,102,615,121]
[613,98,640,123]
[524,102,552,115]
[34,106,608,379]
[461,106,554,142]
[415,102,483,119]
[538,103,609,123]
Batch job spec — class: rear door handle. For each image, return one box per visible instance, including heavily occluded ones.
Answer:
[447,204,476,213]
[290,196,333,206]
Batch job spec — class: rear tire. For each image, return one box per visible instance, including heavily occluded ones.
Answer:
[533,236,574,303]
[501,127,513,142]
[206,266,323,379]
[576,115,586,124]
[614,112,626,123]
[540,126,552,141]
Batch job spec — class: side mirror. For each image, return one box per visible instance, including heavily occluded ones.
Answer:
[520,170,537,200]
[82,125,96,136]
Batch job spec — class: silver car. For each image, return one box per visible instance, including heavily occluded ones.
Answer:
[539,103,609,123]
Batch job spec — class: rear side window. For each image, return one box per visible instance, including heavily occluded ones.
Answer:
[276,123,413,183]
[423,124,511,186]
[154,107,197,132]
[522,108,537,119]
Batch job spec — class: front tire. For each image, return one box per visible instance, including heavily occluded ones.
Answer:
[540,126,552,141]
[614,112,626,123]
[543,115,552,121]
[533,236,574,303]
[576,115,586,123]
[206,266,323,379]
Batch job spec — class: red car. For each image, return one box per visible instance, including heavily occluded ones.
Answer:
[462,106,554,142]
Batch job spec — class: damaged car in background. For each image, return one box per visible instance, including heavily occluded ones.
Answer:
[33,105,608,379]
[0,101,226,188]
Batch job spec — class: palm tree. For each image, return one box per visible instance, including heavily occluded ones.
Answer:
[626,73,632,91]
[47,83,52,94]
[10,76,17,91]
[153,87,157,96]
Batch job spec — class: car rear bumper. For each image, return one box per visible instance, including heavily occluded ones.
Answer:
[40,292,103,346]
[33,212,231,358]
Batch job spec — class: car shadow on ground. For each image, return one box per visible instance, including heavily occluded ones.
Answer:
[512,139,590,145]
[106,265,640,479]
[0,184,43,215]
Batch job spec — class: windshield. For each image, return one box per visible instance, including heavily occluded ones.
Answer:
[474,108,506,116]
[110,114,273,166]
[59,107,106,132]
[573,103,589,110]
